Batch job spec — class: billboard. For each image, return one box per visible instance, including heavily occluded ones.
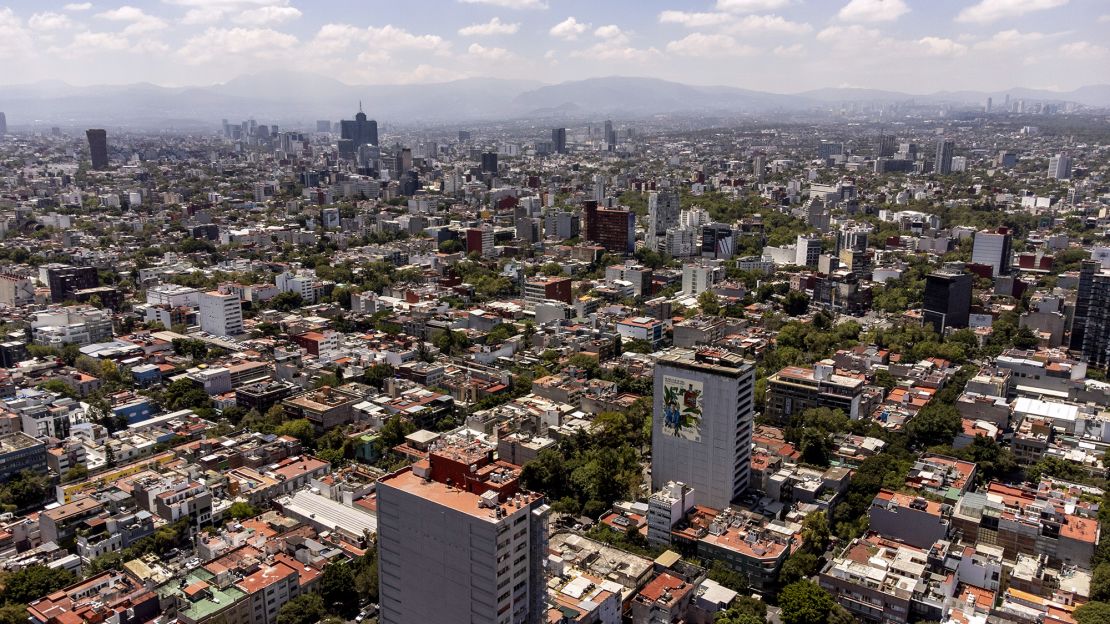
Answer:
[661,376,703,441]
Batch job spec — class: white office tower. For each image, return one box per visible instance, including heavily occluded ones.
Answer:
[1048,153,1072,180]
[198,291,243,337]
[652,348,755,509]
[647,189,680,252]
[795,234,821,267]
[377,439,549,624]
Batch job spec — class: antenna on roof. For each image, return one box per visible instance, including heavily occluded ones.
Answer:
[359,100,363,113]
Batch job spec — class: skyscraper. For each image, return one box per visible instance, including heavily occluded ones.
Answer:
[603,119,615,150]
[877,135,896,158]
[480,151,498,174]
[583,200,634,254]
[934,139,955,175]
[923,271,972,335]
[1048,153,1072,180]
[340,107,378,147]
[0,112,7,135]
[376,438,549,624]
[1071,260,1100,351]
[652,348,755,509]
[1080,269,1110,370]
[971,227,1013,277]
[647,189,680,252]
[551,127,566,154]
[86,129,109,170]
[315,120,332,133]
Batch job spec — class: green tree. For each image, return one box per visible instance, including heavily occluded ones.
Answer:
[801,511,831,555]
[161,378,213,412]
[319,562,359,617]
[0,471,49,510]
[0,565,76,604]
[361,364,395,390]
[1090,563,1110,602]
[707,560,749,593]
[0,603,31,624]
[353,544,379,604]
[779,551,819,586]
[716,595,767,624]
[1074,601,1110,624]
[275,593,326,624]
[227,502,258,520]
[906,403,962,449]
[778,580,835,624]
[783,290,809,316]
[275,419,315,447]
[698,290,721,315]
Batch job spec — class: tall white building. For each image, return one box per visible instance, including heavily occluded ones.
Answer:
[198,291,243,337]
[377,439,549,624]
[795,234,821,267]
[971,228,1013,277]
[1048,153,1072,180]
[652,348,755,509]
[275,271,324,304]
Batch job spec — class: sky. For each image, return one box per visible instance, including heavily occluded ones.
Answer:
[0,0,1108,93]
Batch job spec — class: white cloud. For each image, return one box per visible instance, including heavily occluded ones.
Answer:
[29,12,74,30]
[838,0,909,23]
[773,43,805,57]
[467,43,513,60]
[816,24,890,52]
[458,0,548,9]
[550,16,588,40]
[594,24,630,46]
[917,36,967,56]
[181,7,226,24]
[64,3,93,11]
[242,6,302,25]
[366,25,450,53]
[0,8,33,59]
[973,29,1046,51]
[715,0,792,13]
[96,6,168,35]
[666,32,756,57]
[459,17,520,36]
[177,26,297,64]
[1099,14,1110,23]
[658,11,731,28]
[725,15,812,35]
[64,30,169,54]
[1059,41,1108,59]
[957,0,1069,24]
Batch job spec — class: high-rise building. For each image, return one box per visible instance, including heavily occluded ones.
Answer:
[1081,269,1110,370]
[701,223,735,259]
[198,291,243,337]
[1070,260,1100,350]
[480,151,498,174]
[340,108,378,147]
[934,139,955,175]
[818,141,843,159]
[583,201,634,254]
[315,120,332,133]
[652,348,755,509]
[647,189,680,252]
[877,135,896,158]
[376,438,549,624]
[923,271,972,335]
[551,127,567,154]
[998,151,1017,168]
[1048,153,1072,180]
[971,227,1013,277]
[0,112,6,135]
[603,119,615,149]
[795,234,821,267]
[86,129,109,170]
[45,265,98,303]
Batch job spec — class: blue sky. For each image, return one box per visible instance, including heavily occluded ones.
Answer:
[0,0,1107,92]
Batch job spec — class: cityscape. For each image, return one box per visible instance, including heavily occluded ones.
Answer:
[1,2,1110,624]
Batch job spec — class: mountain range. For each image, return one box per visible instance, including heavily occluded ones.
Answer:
[1,72,1107,130]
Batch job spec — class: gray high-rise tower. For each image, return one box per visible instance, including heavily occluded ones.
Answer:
[0,112,7,135]
[551,127,566,154]
[86,129,109,170]
[652,348,755,509]
[935,138,955,175]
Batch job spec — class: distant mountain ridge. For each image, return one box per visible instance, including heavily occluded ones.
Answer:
[0,72,1106,129]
